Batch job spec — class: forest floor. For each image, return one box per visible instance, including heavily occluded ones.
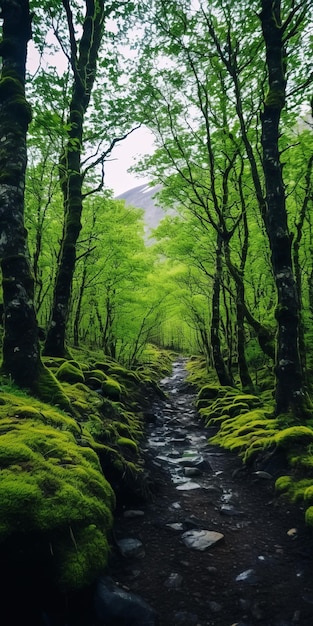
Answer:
[108,359,313,626]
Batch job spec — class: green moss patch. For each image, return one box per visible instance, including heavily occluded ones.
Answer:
[0,350,167,590]
[33,364,72,412]
[0,391,115,589]
[56,361,85,384]
[101,377,123,400]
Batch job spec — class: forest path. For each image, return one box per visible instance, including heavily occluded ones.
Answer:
[110,358,313,626]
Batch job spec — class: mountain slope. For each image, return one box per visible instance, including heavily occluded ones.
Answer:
[116,183,166,235]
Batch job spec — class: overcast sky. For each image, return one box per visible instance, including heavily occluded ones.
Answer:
[103,126,155,197]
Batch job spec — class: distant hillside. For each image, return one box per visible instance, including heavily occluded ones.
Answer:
[116,183,166,235]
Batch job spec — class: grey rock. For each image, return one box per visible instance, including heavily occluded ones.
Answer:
[178,454,204,467]
[184,467,202,477]
[181,529,224,551]
[169,501,181,510]
[176,481,202,491]
[235,568,260,584]
[220,504,244,516]
[116,538,145,559]
[164,573,183,588]
[166,522,185,532]
[252,470,273,480]
[169,437,187,445]
[94,576,159,625]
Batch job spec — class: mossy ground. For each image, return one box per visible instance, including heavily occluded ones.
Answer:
[187,357,313,532]
[0,344,173,593]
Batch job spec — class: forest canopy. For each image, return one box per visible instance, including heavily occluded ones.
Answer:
[0,0,312,414]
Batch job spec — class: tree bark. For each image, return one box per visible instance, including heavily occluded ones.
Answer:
[210,235,234,387]
[43,0,105,357]
[260,0,306,416]
[0,0,43,386]
[292,154,313,386]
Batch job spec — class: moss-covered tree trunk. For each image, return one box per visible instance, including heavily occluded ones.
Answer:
[210,235,234,387]
[43,0,105,357]
[0,0,43,386]
[293,154,313,387]
[235,280,254,392]
[260,0,306,416]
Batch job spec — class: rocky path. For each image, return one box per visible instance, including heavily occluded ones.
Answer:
[109,358,313,626]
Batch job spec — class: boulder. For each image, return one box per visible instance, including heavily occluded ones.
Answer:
[94,576,159,625]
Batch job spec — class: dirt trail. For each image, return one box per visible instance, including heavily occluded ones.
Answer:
[110,358,313,626]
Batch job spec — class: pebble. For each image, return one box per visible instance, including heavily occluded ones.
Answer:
[164,573,183,588]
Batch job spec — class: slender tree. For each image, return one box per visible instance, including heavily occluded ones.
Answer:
[0,0,42,386]
[260,0,309,416]
[43,0,107,356]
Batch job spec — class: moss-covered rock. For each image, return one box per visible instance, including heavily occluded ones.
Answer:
[305,506,313,528]
[85,369,108,383]
[198,385,220,401]
[101,377,123,400]
[274,426,313,449]
[56,361,85,385]
[0,391,115,589]
[117,437,139,453]
[33,364,72,412]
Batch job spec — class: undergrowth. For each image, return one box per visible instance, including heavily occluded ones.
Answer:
[187,356,313,531]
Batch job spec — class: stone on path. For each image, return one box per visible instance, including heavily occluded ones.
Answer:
[184,467,202,477]
[164,572,183,589]
[176,481,202,491]
[166,522,185,532]
[235,568,260,584]
[116,537,145,558]
[220,504,244,516]
[94,576,159,626]
[181,529,224,551]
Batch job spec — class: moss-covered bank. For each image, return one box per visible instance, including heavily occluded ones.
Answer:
[0,344,173,597]
[187,357,313,532]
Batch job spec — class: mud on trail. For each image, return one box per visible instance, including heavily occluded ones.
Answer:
[109,359,313,626]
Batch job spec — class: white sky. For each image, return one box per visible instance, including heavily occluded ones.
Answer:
[103,126,155,197]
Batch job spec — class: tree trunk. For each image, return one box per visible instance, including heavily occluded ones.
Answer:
[260,0,306,416]
[43,0,105,357]
[236,282,254,391]
[293,154,313,385]
[0,0,42,386]
[210,235,234,387]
